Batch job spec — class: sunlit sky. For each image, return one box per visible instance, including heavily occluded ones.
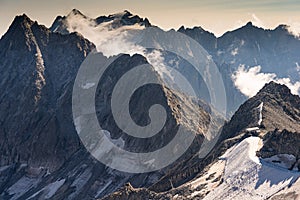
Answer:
[1,0,300,37]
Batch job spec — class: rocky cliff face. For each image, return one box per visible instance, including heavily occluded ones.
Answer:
[101,81,300,200]
[221,81,300,139]
[0,14,224,199]
[0,14,95,169]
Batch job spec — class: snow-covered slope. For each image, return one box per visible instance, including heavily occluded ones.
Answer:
[204,136,300,200]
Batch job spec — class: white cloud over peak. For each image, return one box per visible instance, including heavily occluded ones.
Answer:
[65,13,145,57]
[286,21,300,38]
[251,13,264,28]
[64,13,176,84]
[232,65,300,97]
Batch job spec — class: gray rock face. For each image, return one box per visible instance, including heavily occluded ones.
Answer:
[221,81,300,140]
[0,14,224,199]
[0,14,95,169]
[258,129,300,170]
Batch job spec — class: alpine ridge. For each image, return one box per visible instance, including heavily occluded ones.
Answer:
[0,10,299,200]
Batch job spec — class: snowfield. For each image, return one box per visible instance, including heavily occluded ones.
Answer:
[203,137,300,200]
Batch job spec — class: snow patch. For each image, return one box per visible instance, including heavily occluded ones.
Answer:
[26,179,65,200]
[81,82,95,89]
[246,127,260,132]
[0,165,10,172]
[245,102,263,132]
[44,179,65,199]
[95,180,112,198]
[231,48,238,56]
[34,43,46,103]
[7,176,41,200]
[143,159,155,165]
[103,130,125,148]
[188,160,226,198]
[74,116,82,134]
[68,168,92,199]
[258,102,263,126]
[110,11,130,18]
[203,137,300,200]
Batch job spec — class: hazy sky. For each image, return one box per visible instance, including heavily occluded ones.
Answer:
[1,0,300,37]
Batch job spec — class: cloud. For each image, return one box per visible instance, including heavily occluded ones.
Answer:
[64,13,176,83]
[232,65,300,97]
[251,13,264,28]
[296,62,300,72]
[232,13,264,33]
[286,21,300,38]
[65,12,145,57]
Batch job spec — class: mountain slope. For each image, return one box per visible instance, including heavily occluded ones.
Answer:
[101,81,300,200]
[0,14,95,169]
[221,81,300,140]
[0,14,224,199]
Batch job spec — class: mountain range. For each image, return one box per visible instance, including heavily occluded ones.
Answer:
[48,9,300,115]
[0,9,299,200]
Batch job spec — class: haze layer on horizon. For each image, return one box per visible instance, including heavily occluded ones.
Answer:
[1,0,300,37]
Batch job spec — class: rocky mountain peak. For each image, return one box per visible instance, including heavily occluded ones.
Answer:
[177,25,217,53]
[274,24,293,36]
[275,24,289,30]
[108,10,133,18]
[179,26,209,34]
[245,21,253,27]
[221,81,300,141]
[233,21,262,35]
[0,14,50,56]
[0,11,95,169]
[68,8,86,17]
[178,25,185,31]
[11,14,34,27]
[50,9,151,34]
[6,14,50,35]
[4,14,38,37]
[258,81,292,96]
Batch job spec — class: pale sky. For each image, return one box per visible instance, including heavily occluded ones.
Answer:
[1,0,300,37]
